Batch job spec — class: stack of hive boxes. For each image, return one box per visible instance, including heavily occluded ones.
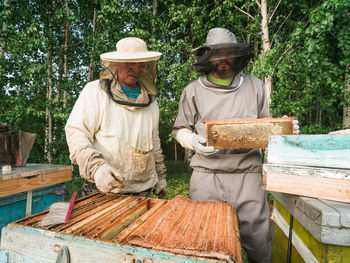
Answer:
[263,135,350,263]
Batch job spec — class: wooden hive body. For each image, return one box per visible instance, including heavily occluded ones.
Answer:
[0,194,242,263]
[263,135,350,202]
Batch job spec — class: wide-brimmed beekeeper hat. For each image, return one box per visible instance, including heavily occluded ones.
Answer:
[100,37,162,63]
[191,28,253,74]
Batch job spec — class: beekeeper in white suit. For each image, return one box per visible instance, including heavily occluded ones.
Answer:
[65,37,167,198]
[173,28,300,263]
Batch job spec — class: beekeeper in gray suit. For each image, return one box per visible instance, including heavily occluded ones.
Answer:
[173,27,277,263]
[65,37,167,198]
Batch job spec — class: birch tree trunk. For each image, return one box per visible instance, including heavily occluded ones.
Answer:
[153,0,157,16]
[45,48,53,164]
[259,0,272,103]
[344,63,350,128]
[343,8,350,128]
[45,1,54,164]
[88,8,97,82]
[63,0,70,108]
[0,0,10,75]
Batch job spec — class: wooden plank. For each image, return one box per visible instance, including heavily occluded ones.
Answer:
[1,225,223,263]
[25,190,32,217]
[115,199,167,243]
[263,170,350,203]
[267,135,350,169]
[205,117,295,149]
[0,169,72,197]
[0,163,73,181]
[263,164,350,180]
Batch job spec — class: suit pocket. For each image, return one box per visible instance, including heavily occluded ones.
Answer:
[126,147,154,182]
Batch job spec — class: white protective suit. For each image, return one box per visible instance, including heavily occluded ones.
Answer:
[65,63,166,194]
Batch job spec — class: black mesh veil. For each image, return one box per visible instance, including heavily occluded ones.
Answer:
[191,43,253,75]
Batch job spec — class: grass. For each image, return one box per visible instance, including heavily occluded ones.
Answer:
[152,160,191,199]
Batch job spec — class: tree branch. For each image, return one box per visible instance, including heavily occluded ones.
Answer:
[270,0,282,22]
[270,47,291,78]
[270,9,293,44]
[256,0,261,9]
[234,5,254,20]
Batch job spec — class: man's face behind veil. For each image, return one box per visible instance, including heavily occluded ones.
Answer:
[209,49,235,78]
[116,62,146,88]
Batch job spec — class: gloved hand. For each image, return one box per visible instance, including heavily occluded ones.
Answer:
[282,115,300,135]
[153,178,167,198]
[93,163,124,193]
[192,134,219,156]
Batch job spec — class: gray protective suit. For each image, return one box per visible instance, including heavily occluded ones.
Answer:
[173,72,272,263]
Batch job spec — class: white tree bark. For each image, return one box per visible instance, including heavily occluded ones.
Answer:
[153,0,157,16]
[259,0,272,103]
[344,63,350,128]
[88,8,97,82]
[0,0,10,75]
[45,1,54,163]
[63,0,70,108]
[45,48,53,164]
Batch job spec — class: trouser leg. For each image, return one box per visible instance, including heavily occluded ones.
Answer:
[189,170,272,263]
[189,170,224,201]
[224,172,272,263]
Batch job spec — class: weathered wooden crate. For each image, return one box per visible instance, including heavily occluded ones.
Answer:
[0,184,65,237]
[0,164,72,237]
[205,117,295,149]
[271,192,350,263]
[267,135,350,169]
[263,164,350,203]
[0,163,73,198]
[0,194,242,263]
[0,130,36,167]
[263,135,350,202]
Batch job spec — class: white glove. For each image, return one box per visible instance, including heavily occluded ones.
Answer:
[192,134,219,156]
[282,115,300,135]
[154,178,167,198]
[93,163,124,193]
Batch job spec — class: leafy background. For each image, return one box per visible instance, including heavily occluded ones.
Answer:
[1,1,349,261]
[1,0,349,195]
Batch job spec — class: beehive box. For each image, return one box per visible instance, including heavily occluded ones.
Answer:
[271,192,350,263]
[263,135,350,202]
[0,184,65,237]
[0,194,242,263]
[205,117,295,149]
[0,164,72,237]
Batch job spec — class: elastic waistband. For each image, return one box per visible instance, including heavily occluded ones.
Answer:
[192,166,262,174]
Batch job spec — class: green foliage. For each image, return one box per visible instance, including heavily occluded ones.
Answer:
[65,165,85,200]
[252,0,350,134]
[1,0,349,166]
